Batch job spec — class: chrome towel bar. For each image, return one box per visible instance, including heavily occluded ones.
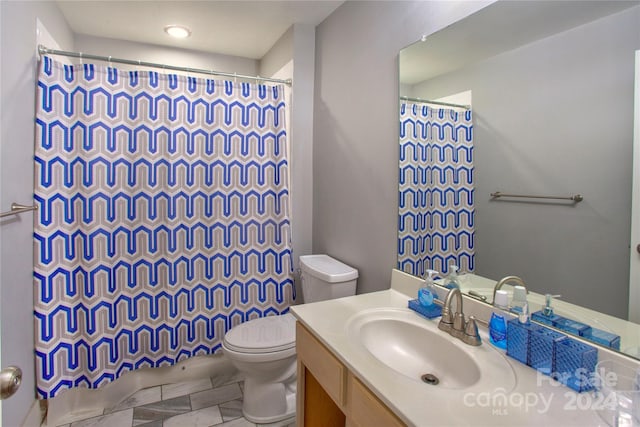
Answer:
[0,203,38,218]
[490,192,583,203]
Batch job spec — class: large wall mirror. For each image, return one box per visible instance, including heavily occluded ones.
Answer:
[398,1,640,359]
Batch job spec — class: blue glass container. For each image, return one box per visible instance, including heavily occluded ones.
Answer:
[506,318,542,365]
[554,337,598,393]
[585,328,621,351]
[531,310,561,327]
[553,316,592,337]
[529,327,566,375]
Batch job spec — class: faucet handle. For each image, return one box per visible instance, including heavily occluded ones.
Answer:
[438,306,454,333]
[462,316,482,346]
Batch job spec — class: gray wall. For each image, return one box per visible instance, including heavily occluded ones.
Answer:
[75,34,259,74]
[411,6,640,317]
[0,2,74,425]
[289,24,316,284]
[260,26,293,78]
[260,24,316,301]
[313,1,492,294]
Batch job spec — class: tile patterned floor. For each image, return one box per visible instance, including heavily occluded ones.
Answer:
[56,378,295,427]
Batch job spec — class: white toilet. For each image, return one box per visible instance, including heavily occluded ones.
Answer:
[221,254,358,423]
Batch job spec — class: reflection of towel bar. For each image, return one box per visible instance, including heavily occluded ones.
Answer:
[490,192,583,203]
[0,203,38,218]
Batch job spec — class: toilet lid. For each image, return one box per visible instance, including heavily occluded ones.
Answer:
[223,313,296,354]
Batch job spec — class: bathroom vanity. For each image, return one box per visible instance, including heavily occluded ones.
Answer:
[290,269,637,426]
[296,322,404,427]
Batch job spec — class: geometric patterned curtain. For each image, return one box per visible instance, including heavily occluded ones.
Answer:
[33,56,294,399]
[398,102,474,278]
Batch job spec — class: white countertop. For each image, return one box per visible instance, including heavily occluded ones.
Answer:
[291,270,612,426]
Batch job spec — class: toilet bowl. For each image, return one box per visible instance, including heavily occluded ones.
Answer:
[221,254,358,423]
[222,313,297,423]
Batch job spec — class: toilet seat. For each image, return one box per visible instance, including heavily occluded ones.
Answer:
[223,313,296,354]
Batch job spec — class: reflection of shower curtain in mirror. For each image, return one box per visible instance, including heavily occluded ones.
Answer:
[398,103,474,277]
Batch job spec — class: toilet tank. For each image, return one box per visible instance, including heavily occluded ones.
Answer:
[299,255,358,303]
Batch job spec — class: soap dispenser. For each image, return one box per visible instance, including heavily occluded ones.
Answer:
[444,265,460,290]
[519,302,530,324]
[489,290,509,349]
[418,270,438,307]
[408,270,442,318]
[542,294,557,316]
[506,302,542,365]
[531,294,562,326]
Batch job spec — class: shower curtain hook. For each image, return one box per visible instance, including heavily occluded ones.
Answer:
[79,51,83,65]
[234,72,237,84]
[108,56,112,67]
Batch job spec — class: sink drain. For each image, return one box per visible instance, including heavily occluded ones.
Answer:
[421,373,439,386]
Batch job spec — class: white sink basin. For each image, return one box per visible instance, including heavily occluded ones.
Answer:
[346,308,516,392]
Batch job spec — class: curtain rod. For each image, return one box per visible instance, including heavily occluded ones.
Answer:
[400,96,470,110]
[37,45,292,86]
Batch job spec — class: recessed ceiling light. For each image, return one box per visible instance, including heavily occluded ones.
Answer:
[164,25,191,39]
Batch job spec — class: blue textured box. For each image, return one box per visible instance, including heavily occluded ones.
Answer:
[408,299,442,319]
[554,338,598,393]
[585,328,621,350]
[506,319,542,365]
[553,316,592,337]
[531,310,561,327]
[529,327,566,375]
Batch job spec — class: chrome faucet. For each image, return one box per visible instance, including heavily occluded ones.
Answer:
[492,275,528,303]
[438,288,481,346]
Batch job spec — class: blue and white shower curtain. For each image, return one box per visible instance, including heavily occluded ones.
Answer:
[33,56,294,398]
[398,103,475,278]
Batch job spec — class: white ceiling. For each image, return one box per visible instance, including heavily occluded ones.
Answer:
[56,1,343,59]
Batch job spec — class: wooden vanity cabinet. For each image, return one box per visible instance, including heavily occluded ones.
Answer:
[296,322,406,427]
